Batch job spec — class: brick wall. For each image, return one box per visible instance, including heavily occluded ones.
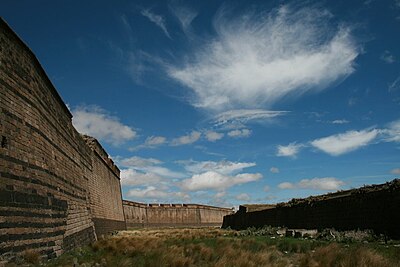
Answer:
[123,200,234,228]
[83,135,126,236]
[222,179,400,239]
[0,18,125,261]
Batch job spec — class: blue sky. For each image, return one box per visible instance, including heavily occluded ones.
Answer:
[2,0,400,208]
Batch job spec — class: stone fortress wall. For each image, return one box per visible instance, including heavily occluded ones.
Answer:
[222,179,400,239]
[123,200,234,228]
[0,18,126,261]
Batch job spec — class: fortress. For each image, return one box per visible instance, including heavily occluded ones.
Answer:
[0,18,232,262]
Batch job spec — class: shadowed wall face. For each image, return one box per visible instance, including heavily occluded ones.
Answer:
[0,19,125,261]
[123,201,233,228]
[84,136,126,236]
[222,180,400,239]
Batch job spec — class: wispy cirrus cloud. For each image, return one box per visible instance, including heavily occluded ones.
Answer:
[72,105,136,145]
[141,9,171,39]
[130,135,167,151]
[170,4,198,36]
[380,50,395,64]
[278,177,345,191]
[310,129,379,156]
[214,109,287,128]
[168,5,359,111]
[331,119,350,124]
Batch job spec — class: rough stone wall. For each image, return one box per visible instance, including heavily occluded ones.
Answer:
[123,200,233,228]
[83,135,126,236]
[0,18,125,261]
[222,179,400,239]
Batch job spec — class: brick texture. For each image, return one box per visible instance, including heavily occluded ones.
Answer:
[123,200,233,228]
[0,18,124,262]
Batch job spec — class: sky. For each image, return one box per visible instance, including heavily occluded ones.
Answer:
[2,0,400,208]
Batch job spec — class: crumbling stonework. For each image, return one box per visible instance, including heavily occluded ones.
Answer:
[222,179,400,239]
[123,200,233,228]
[0,18,125,261]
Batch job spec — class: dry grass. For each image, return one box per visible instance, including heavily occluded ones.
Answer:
[299,243,394,267]
[41,228,399,267]
[22,249,41,264]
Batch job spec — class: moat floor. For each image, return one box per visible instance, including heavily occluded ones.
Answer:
[14,227,400,267]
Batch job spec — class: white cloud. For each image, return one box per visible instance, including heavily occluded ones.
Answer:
[276,142,303,157]
[171,131,201,146]
[331,119,349,124]
[228,129,251,138]
[311,129,379,156]
[180,160,256,175]
[181,171,262,191]
[214,191,226,198]
[72,106,136,145]
[214,109,287,128]
[168,5,358,111]
[120,169,161,186]
[118,156,185,178]
[389,76,400,92]
[263,185,270,192]
[382,119,400,142]
[279,177,344,191]
[298,177,344,190]
[119,156,162,168]
[205,131,224,142]
[170,5,197,36]
[145,136,167,146]
[270,167,279,173]
[236,193,250,201]
[141,9,171,39]
[380,50,395,64]
[278,182,295,189]
[127,186,189,201]
[391,168,400,175]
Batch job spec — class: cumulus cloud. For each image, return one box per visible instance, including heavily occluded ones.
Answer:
[72,106,136,145]
[276,142,303,157]
[279,177,344,191]
[391,168,400,175]
[227,129,251,138]
[380,50,395,64]
[127,186,189,201]
[145,136,167,146]
[278,182,295,189]
[270,167,279,173]
[179,160,256,175]
[141,9,171,38]
[236,193,251,201]
[205,131,224,142]
[120,169,161,186]
[311,129,379,156]
[214,109,287,128]
[168,5,358,111]
[181,171,262,191]
[171,131,201,146]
